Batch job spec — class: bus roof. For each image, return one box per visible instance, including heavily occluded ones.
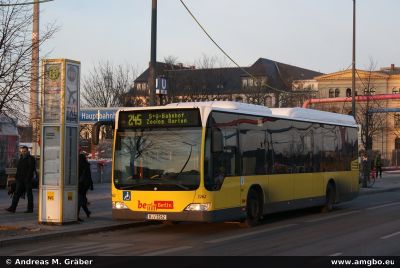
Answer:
[116,101,356,128]
[165,101,356,127]
[165,101,272,115]
[269,107,356,127]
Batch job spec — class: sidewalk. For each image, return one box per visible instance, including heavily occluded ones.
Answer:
[0,183,145,248]
[1,173,399,248]
[358,171,400,195]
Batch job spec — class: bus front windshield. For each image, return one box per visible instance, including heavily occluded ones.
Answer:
[114,127,202,191]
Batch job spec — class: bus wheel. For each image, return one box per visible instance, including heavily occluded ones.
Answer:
[240,189,262,227]
[321,183,335,213]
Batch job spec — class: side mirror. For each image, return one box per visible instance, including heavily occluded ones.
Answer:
[92,121,115,145]
[91,122,101,145]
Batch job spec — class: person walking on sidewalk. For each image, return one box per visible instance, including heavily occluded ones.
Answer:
[375,153,383,179]
[361,152,371,188]
[78,153,93,222]
[5,146,36,213]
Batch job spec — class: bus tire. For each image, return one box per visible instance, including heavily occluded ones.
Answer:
[321,182,335,213]
[240,189,262,227]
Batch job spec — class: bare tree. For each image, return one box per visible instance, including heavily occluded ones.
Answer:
[280,89,316,108]
[187,54,229,101]
[164,55,178,67]
[81,61,138,107]
[0,0,57,121]
[354,61,386,153]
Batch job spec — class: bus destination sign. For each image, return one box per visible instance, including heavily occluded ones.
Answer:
[118,109,201,128]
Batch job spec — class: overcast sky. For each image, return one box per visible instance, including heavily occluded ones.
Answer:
[40,0,400,78]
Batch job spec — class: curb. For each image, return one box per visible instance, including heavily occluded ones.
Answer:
[0,221,151,248]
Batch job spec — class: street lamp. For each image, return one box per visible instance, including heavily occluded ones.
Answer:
[351,0,356,118]
[148,0,157,106]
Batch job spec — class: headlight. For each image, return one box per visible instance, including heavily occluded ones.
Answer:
[112,201,128,209]
[184,203,211,211]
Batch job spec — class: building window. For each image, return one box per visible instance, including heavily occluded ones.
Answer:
[329,88,334,98]
[248,79,254,87]
[235,96,243,102]
[265,96,273,107]
[261,77,267,86]
[242,78,248,88]
[395,114,400,128]
[335,88,340,97]
[395,137,400,150]
[346,88,351,97]
[364,88,375,95]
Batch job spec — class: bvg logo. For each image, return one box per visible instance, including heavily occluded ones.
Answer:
[137,200,174,211]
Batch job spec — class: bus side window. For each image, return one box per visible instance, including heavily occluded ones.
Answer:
[212,128,223,153]
[212,128,238,178]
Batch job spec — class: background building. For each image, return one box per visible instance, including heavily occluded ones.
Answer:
[301,64,400,166]
[125,58,323,108]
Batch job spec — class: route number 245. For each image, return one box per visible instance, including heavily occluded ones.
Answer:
[128,114,142,126]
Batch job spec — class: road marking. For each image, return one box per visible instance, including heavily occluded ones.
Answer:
[330,252,343,256]
[141,246,193,256]
[381,231,400,240]
[205,224,298,244]
[15,243,94,255]
[366,202,400,210]
[42,244,107,256]
[305,211,360,223]
[64,244,130,256]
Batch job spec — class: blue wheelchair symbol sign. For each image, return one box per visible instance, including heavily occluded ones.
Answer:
[123,191,131,201]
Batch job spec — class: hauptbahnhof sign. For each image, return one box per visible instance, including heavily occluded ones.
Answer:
[80,108,121,123]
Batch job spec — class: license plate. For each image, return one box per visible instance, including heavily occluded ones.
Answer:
[146,214,167,220]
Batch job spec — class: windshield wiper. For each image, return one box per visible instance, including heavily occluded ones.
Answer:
[172,142,194,180]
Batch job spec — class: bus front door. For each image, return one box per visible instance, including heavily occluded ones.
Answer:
[212,175,241,212]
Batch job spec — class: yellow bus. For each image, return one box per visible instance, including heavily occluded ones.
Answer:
[112,102,359,226]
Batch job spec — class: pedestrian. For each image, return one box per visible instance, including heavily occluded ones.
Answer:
[374,152,383,179]
[5,146,35,213]
[361,152,370,188]
[78,152,93,222]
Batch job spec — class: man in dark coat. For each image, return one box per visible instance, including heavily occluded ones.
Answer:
[78,153,93,221]
[6,146,35,213]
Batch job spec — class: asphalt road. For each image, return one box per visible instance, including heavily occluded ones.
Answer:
[1,189,400,256]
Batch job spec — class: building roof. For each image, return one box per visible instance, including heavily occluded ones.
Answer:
[131,58,324,96]
[246,58,323,91]
[166,67,247,95]
[377,65,400,75]
[314,69,390,81]
[134,62,191,82]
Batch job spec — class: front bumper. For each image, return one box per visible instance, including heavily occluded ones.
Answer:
[112,207,244,223]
